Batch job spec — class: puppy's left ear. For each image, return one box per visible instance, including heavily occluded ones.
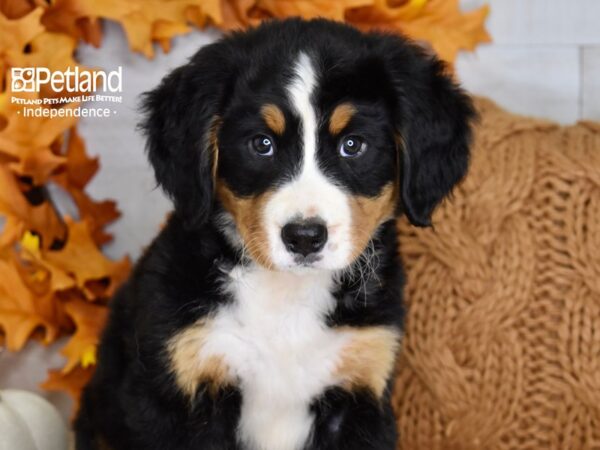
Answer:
[386,41,476,227]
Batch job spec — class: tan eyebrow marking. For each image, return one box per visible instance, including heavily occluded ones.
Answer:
[329,103,357,135]
[261,104,286,135]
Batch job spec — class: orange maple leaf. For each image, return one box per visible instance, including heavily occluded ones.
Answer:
[396,0,490,63]
[0,92,78,184]
[218,0,259,30]
[187,0,223,28]
[19,231,76,293]
[0,0,36,20]
[41,364,94,415]
[0,165,67,249]
[0,8,45,89]
[255,0,373,22]
[41,0,103,47]
[0,256,60,350]
[61,128,98,190]
[59,297,108,373]
[64,190,120,246]
[347,0,490,63]
[49,128,120,245]
[52,0,222,58]
[44,217,130,299]
[6,31,85,102]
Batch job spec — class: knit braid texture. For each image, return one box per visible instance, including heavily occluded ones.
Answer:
[393,97,600,450]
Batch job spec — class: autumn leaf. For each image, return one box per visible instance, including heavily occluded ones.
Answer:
[59,297,108,373]
[0,8,45,88]
[67,190,120,245]
[48,0,223,58]
[396,0,490,63]
[255,0,373,22]
[20,230,41,256]
[7,31,85,101]
[0,165,67,249]
[41,365,94,415]
[0,0,36,20]
[7,31,79,75]
[61,128,98,190]
[0,256,60,350]
[48,128,120,245]
[41,0,104,47]
[218,0,259,30]
[112,0,222,58]
[345,0,427,26]
[0,92,79,184]
[44,217,130,299]
[18,230,76,293]
[187,0,222,28]
[8,146,66,185]
[347,0,491,63]
[0,8,45,56]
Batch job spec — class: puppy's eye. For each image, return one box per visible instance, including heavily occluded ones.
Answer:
[339,135,367,158]
[250,134,275,156]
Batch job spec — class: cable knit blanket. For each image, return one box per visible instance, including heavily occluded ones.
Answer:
[393,97,600,450]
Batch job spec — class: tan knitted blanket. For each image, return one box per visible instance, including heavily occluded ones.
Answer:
[393,98,600,450]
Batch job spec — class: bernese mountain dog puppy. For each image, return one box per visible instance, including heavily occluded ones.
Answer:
[75,18,474,450]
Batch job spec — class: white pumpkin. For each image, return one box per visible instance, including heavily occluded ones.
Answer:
[0,390,68,450]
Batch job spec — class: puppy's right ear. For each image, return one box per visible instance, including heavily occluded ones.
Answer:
[140,42,234,228]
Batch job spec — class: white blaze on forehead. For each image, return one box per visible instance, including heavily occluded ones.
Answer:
[286,52,319,172]
[263,52,353,270]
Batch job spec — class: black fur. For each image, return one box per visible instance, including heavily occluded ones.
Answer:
[76,18,474,450]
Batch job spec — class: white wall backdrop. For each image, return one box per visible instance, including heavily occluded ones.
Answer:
[2,0,600,422]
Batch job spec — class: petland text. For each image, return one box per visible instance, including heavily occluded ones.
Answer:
[11,67,122,93]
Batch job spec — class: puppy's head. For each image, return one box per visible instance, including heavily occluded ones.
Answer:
[142,19,475,272]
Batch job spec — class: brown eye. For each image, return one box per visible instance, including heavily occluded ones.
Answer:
[339,136,367,158]
[250,134,275,156]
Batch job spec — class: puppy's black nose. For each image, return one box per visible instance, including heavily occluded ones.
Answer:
[281,220,328,257]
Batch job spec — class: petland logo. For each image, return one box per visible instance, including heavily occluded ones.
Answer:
[10,66,123,119]
[11,66,122,93]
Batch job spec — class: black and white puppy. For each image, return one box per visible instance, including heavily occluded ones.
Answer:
[75,18,474,450]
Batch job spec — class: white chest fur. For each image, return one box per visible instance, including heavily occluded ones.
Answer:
[200,265,348,450]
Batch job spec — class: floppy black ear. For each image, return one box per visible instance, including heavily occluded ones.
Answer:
[140,42,234,228]
[385,41,476,227]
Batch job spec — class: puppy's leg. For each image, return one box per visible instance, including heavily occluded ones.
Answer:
[74,399,98,450]
[74,290,133,450]
[309,388,397,450]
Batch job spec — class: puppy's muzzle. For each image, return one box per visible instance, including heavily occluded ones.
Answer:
[281,218,328,261]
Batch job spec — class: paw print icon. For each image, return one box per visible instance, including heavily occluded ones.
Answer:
[11,68,36,92]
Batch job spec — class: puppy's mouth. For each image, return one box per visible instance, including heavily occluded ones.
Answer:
[293,253,323,266]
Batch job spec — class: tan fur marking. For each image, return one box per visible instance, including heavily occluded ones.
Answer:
[349,183,397,260]
[329,103,356,135]
[261,104,286,135]
[208,116,221,183]
[216,183,274,268]
[168,319,234,399]
[335,326,401,397]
